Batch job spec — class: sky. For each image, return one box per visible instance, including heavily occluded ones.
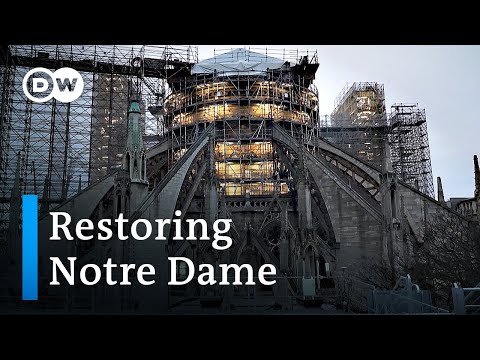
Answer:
[195,45,480,199]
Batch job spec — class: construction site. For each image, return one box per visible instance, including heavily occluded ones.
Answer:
[1,45,470,314]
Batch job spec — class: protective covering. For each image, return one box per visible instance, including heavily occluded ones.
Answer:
[192,48,286,75]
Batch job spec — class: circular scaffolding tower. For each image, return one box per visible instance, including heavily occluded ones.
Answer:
[163,48,320,197]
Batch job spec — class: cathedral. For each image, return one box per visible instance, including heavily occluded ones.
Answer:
[2,48,469,313]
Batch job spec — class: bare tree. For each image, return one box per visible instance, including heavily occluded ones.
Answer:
[356,256,398,290]
[356,213,480,309]
[412,213,480,307]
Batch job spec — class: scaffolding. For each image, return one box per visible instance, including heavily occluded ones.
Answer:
[332,82,386,124]
[328,82,388,169]
[0,44,197,237]
[326,83,434,198]
[388,104,434,197]
[160,48,319,196]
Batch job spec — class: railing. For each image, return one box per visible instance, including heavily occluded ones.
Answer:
[370,275,450,314]
[212,47,318,65]
[452,282,480,315]
[370,290,450,314]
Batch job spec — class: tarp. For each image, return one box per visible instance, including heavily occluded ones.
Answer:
[192,48,286,75]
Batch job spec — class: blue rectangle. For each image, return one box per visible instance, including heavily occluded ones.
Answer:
[22,195,38,301]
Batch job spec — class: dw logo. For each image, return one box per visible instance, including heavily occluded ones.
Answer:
[22,67,84,103]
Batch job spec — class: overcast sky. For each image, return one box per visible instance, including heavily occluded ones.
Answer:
[196,45,480,199]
